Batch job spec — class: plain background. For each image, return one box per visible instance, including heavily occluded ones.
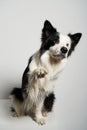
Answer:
[0,0,87,130]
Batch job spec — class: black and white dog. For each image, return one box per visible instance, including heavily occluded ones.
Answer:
[11,20,82,125]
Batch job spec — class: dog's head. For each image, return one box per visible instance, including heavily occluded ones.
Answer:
[40,20,82,60]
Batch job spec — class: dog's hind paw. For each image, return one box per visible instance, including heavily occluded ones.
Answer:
[12,112,19,117]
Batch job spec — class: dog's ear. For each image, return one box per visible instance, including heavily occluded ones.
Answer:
[69,33,82,44]
[42,20,55,37]
[68,33,82,56]
[41,20,57,43]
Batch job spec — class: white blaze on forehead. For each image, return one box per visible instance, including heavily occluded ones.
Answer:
[59,34,71,45]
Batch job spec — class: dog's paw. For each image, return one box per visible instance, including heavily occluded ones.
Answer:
[12,112,19,117]
[34,117,46,125]
[35,67,48,79]
[42,111,48,117]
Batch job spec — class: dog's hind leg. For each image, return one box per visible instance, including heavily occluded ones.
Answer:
[10,88,24,117]
[43,93,55,116]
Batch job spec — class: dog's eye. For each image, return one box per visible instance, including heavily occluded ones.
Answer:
[53,39,59,44]
[66,43,69,47]
[53,40,56,43]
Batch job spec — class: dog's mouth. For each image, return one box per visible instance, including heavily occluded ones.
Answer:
[49,50,66,60]
[53,53,66,59]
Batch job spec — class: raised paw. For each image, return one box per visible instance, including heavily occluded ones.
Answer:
[35,68,48,79]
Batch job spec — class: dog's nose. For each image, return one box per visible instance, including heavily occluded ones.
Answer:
[61,47,68,54]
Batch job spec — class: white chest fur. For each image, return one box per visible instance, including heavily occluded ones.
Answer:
[39,51,67,93]
[41,51,67,81]
[29,51,67,93]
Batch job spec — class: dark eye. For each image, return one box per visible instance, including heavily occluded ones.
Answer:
[66,43,69,47]
[53,39,59,44]
[53,40,56,43]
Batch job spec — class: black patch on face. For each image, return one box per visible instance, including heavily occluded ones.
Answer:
[44,93,55,112]
[11,88,24,102]
[40,20,59,56]
[68,33,82,57]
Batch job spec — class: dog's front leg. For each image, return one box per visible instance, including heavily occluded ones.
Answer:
[34,101,45,125]
[28,68,47,125]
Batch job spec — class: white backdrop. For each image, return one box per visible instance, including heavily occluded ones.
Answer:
[0,0,87,129]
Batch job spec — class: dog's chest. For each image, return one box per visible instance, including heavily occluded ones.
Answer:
[41,53,67,80]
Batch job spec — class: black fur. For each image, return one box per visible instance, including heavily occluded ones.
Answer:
[41,20,57,44]
[22,56,33,88]
[11,56,33,102]
[11,66,29,101]
[40,20,59,56]
[22,67,29,88]
[11,88,24,102]
[10,107,15,112]
[28,56,33,66]
[68,33,82,57]
[44,93,55,112]
[40,39,55,56]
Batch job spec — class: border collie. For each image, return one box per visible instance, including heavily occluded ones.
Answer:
[10,20,82,125]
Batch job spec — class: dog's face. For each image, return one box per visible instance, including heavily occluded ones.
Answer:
[40,20,82,60]
[48,33,71,60]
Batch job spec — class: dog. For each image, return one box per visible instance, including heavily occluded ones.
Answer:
[10,20,82,125]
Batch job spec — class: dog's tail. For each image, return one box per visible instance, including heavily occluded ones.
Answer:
[10,87,24,102]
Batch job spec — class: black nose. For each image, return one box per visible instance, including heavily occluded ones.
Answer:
[61,47,68,54]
